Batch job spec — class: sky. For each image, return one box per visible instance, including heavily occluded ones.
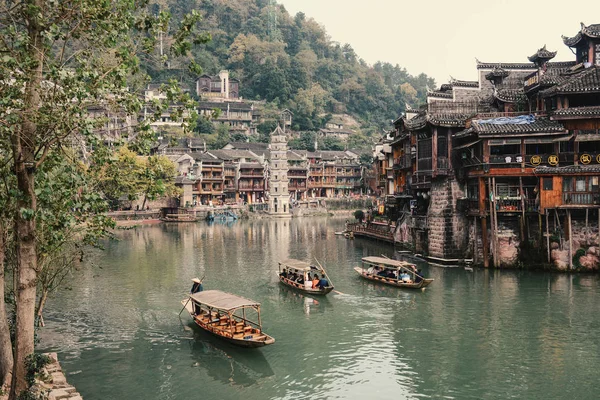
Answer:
[276,0,600,86]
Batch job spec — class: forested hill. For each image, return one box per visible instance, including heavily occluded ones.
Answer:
[149,0,435,135]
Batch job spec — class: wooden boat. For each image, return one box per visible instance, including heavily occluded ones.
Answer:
[354,256,433,289]
[277,259,334,295]
[181,287,275,348]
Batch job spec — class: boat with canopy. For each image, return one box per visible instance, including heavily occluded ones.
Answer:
[354,256,433,289]
[277,259,334,295]
[181,286,275,347]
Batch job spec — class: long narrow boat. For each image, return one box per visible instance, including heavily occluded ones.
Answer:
[354,256,433,289]
[277,259,334,295]
[181,287,275,348]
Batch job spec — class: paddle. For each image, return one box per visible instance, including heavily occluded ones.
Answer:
[314,258,345,295]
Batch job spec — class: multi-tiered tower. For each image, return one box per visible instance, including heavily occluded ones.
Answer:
[268,126,291,217]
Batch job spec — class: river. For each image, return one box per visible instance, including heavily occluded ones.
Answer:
[38,217,600,399]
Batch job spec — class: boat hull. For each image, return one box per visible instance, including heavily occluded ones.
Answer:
[278,275,334,295]
[353,267,433,289]
[181,300,275,348]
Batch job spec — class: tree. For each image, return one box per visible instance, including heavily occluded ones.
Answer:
[139,156,181,210]
[0,1,206,396]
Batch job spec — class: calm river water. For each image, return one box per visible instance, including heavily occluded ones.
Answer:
[38,217,600,400]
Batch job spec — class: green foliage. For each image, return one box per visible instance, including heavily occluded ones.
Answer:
[24,353,51,388]
[354,209,365,222]
[359,153,373,166]
[573,248,586,269]
[288,132,317,151]
[151,0,435,133]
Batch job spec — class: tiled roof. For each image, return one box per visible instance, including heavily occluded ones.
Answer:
[440,84,453,91]
[476,60,576,70]
[451,79,479,88]
[227,142,269,151]
[427,91,453,99]
[494,88,527,103]
[528,45,557,62]
[540,66,600,97]
[535,165,600,174]
[428,113,472,127]
[552,106,600,118]
[470,117,565,136]
[485,67,510,81]
[562,23,600,47]
[404,112,427,130]
[189,152,220,162]
[207,149,259,161]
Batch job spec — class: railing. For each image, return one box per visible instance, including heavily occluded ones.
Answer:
[418,157,432,171]
[437,157,449,171]
[563,192,600,205]
[238,185,264,191]
[289,184,307,190]
[239,173,264,177]
[347,223,395,243]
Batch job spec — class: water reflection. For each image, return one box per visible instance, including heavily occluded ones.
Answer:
[37,217,600,400]
[184,324,274,387]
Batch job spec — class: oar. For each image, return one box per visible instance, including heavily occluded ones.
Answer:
[179,297,190,316]
[380,254,425,280]
[314,257,343,294]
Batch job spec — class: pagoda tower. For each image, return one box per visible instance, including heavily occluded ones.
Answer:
[268,126,291,217]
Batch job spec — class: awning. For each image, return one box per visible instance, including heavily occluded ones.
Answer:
[524,138,556,144]
[453,139,481,150]
[279,259,321,271]
[553,134,574,142]
[575,134,600,142]
[189,290,260,311]
[488,139,521,145]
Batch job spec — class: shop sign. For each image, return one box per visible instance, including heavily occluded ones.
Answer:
[580,154,592,164]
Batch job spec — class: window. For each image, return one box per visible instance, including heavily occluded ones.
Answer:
[563,177,573,191]
[438,136,448,158]
[576,177,586,192]
[543,178,553,191]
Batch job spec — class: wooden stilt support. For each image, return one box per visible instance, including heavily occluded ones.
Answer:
[482,217,489,268]
[491,177,499,268]
[585,208,589,244]
[473,216,478,265]
[568,209,573,270]
[546,211,551,263]
[519,177,525,242]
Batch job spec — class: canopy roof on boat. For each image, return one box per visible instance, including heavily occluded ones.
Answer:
[189,290,260,311]
[279,259,321,271]
[362,256,416,270]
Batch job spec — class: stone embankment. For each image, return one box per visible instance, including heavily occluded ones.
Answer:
[0,353,81,400]
[37,353,82,400]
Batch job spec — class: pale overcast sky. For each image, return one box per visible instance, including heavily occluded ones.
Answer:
[277,0,600,86]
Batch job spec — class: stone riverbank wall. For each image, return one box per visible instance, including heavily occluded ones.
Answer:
[0,353,83,400]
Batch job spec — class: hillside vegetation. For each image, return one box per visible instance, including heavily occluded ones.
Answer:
[148,0,435,147]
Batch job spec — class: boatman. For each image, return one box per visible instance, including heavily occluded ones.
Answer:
[317,276,329,289]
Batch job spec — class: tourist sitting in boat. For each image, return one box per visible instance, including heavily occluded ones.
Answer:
[304,274,313,289]
[288,272,297,282]
[280,269,288,279]
[312,274,320,288]
[400,271,412,283]
[316,276,329,289]
[296,274,304,284]
[377,269,388,277]
[386,270,397,279]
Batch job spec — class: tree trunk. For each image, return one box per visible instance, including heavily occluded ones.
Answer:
[0,228,14,388]
[36,289,49,328]
[9,1,43,396]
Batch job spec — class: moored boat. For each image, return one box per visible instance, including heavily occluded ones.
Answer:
[354,256,433,289]
[181,286,275,348]
[277,259,334,295]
